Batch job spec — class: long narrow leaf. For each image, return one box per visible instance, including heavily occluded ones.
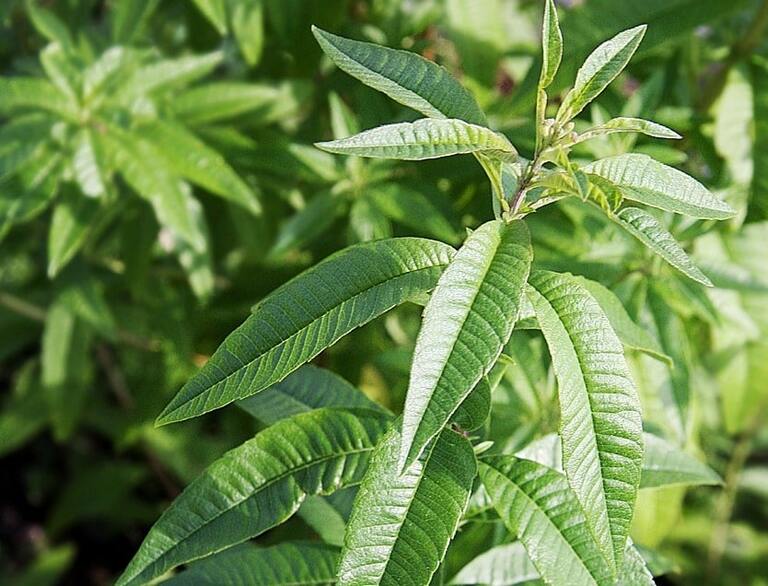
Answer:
[401,220,532,469]
[117,408,389,586]
[527,270,643,574]
[158,238,454,424]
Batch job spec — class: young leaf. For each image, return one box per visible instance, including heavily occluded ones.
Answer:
[141,120,262,215]
[166,542,338,586]
[615,207,712,286]
[575,117,681,144]
[157,238,454,424]
[72,129,107,198]
[238,364,388,425]
[557,26,647,122]
[527,270,643,574]
[338,427,476,585]
[117,408,389,586]
[584,154,736,219]
[312,27,487,125]
[400,220,532,469]
[317,118,516,161]
[479,456,614,586]
[641,433,722,489]
[451,542,539,586]
[572,275,670,364]
[539,0,563,89]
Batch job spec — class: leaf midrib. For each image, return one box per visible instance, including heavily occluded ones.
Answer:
[123,444,375,586]
[166,262,448,419]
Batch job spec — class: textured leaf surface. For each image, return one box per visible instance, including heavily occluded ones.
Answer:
[401,220,532,469]
[527,270,643,573]
[573,276,669,364]
[117,408,389,586]
[158,238,454,424]
[585,154,736,219]
[312,27,486,125]
[338,427,476,586]
[316,118,515,161]
[641,433,721,488]
[238,364,388,425]
[453,376,492,432]
[539,0,563,89]
[615,207,712,286]
[617,544,656,586]
[577,117,681,143]
[166,542,337,585]
[450,542,539,585]
[479,456,613,586]
[557,26,646,122]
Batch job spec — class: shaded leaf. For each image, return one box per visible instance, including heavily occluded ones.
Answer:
[450,542,539,586]
[640,433,722,489]
[47,190,100,278]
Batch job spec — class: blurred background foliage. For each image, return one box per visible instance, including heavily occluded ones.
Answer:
[0,0,767,584]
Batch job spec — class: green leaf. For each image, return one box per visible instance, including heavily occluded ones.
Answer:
[267,191,344,259]
[584,154,736,219]
[111,0,159,43]
[614,207,712,286]
[312,26,487,125]
[539,0,563,90]
[141,121,262,215]
[698,261,768,292]
[25,0,74,51]
[400,220,532,469]
[367,183,457,244]
[571,276,670,364]
[338,426,476,585]
[238,364,388,425]
[122,51,223,98]
[576,117,681,144]
[157,238,454,424]
[453,376,492,432]
[751,56,768,219]
[317,118,516,161]
[117,408,389,586]
[172,81,309,126]
[0,77,76,120]
[451,542,539,586]
[41,300,92,441]
[479,456,614,586]
[0,362,48,458]
[617,543,655,586]
[72,129,107,198]
[0,113,52,180]
[47,190,100,278]
[101,126,205,251]
[229,0,264,66]
[191,0,227,33]
[166,542,337,585]
[527,270,643,574]
[168,189,215,302]
[640,433,722,489]
[557,25,646,122]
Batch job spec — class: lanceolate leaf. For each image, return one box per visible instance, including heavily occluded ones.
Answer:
[116,408,389,586]
[316,118,516,161]
[572,276,670,364]
[400,220,532,469]
[614,207,712,286]
[527,270,643,574]
[338,427,476,585]
[141,120,262,215]
[557,26,647,122]
[641,433,721,489]
[166,542,338,586]
[479,456,614,586]
[453,376,492,432]
[539,0,563,89]
[47,191,100,278]
[618,543,656,586]
[158,238,454,425]
[451,542,539,586]
[312,27,487,125]
[584,154,736,219]
[576,117,681,144]
[238,364,388,425]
